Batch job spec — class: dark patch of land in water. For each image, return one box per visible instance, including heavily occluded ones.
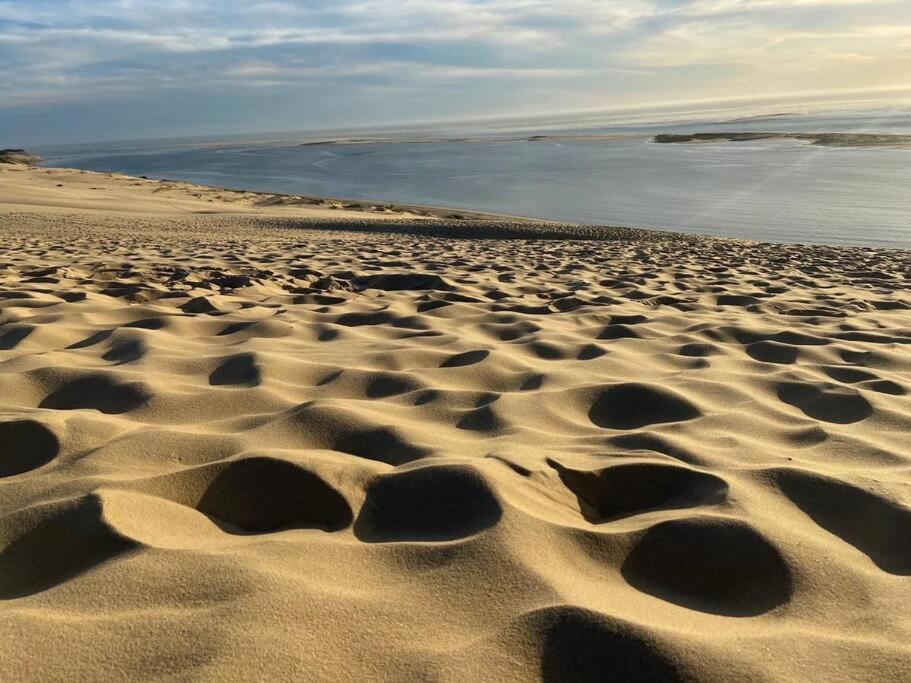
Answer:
[0,149,41,165]
[652,132,911,147]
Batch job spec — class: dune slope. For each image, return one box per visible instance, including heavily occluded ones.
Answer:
[1,172,911,679]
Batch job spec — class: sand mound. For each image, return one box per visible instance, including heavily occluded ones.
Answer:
[0,419,59,477]
[588,383,701,429]
[776,380,873,423]
[1,196,911,678]
[355,273,455,292]
[355,464,502,542]
[0,495,136,599]
[772,468,911,574]
[490,606,686,682]
[209,352,261,387]
[621,516,792,616]
[553,460,727,522]
[39,373,152,414]
[134,457,353,533]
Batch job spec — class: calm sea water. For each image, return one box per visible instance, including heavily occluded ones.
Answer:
[36,108,911,247]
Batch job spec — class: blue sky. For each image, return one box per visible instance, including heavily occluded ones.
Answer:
[1,0,910,144]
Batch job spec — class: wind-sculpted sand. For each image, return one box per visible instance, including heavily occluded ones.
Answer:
[1,165,911,680]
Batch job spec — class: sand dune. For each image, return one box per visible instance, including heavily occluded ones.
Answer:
[0,162,496,220]
[1,164,911,679]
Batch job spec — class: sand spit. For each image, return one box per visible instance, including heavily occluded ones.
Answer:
[1,162,527,222]
[1,164,911,680]
[653,132,911,147]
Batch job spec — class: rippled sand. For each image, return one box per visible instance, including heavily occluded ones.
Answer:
[2,164,911,680]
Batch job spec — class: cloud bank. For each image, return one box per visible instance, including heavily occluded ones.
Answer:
[0,0,909,143]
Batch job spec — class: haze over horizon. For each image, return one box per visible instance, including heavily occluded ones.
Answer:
[2,0,910,145]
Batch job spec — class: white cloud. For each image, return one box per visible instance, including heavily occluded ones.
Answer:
[0,0,909,132]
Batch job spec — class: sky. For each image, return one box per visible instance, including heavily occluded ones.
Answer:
[1,0,910,145]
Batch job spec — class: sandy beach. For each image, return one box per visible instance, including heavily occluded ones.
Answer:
[2,162,911,680]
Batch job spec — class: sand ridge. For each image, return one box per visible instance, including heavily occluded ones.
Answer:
[0,162,524,222]
[1,168,911,679]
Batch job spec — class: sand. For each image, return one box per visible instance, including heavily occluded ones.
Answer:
[0,162,505,221]
[2,163,911,680]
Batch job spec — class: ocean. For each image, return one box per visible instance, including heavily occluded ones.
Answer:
[35,107,911,247]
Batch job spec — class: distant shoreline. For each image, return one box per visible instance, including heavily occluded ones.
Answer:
[653,132,911,147]
[299,134,643,146]
[296,131,911,148]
